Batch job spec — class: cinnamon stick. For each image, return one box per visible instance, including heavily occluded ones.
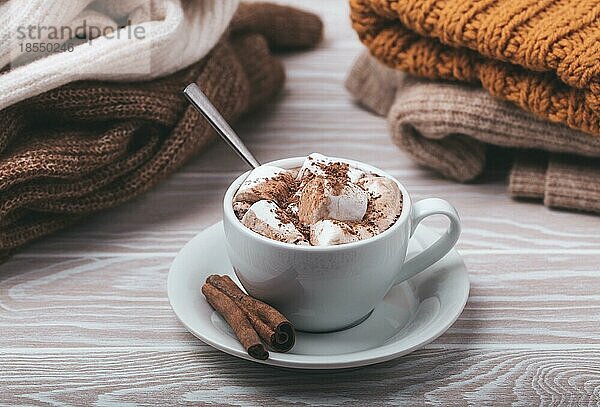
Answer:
[206,275,295,352]
[201,282,268,360]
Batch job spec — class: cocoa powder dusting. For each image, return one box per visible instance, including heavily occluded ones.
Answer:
[317,162,350,195]
[275,202,310,242]
[250,171,294,207]
[361,197,381,231]
[273,204,286,228]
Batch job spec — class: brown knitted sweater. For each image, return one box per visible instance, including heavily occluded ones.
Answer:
[350,0,600,136]
[0,3,323,259]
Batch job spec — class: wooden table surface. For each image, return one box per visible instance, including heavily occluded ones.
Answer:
[2,1,599,405]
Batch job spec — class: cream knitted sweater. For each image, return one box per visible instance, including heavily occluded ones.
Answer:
[0,0,239,110]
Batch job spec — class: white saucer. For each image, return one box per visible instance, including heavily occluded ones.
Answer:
[168,222,469,369]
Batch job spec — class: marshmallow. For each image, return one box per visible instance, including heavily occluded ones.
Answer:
[234,165,293,204]
[360,175,403,230]
[297,153,364,183]
[298,176,368,225]
[232,201,251,219]
[241,200,308,245]
[310,220,377,246]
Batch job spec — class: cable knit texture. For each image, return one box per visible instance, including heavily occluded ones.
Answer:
[350,0,600,136]
[0,3,323,258]
[346,52,600,214]
[0,0,239,110]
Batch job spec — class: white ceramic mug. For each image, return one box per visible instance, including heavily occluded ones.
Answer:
[223,156,461,332]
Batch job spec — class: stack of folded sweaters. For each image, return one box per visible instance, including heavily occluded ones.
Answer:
[348,0,600,214]
[0,1,322,259]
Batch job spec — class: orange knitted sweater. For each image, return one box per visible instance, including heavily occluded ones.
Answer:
[350,0,600,136]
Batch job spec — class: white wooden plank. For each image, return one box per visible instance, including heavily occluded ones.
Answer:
[0,348,598,406]
[0,254,598,348]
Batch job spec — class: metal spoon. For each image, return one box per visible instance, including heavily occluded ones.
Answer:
[183,83,261,169]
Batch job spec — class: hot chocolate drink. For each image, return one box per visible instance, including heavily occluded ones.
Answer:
[232,153,403,246]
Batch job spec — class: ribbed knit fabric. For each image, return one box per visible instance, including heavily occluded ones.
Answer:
[0,0,239,110]
[0,3,323,258]
[346,52,600,214]
[350,0,600,137]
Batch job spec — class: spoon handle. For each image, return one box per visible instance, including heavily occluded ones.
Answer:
[183,83,261,169]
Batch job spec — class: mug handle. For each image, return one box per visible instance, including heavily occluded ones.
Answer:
[395,198,461,284]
